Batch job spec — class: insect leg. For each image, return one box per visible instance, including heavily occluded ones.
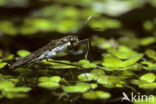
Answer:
[73,39,90,60]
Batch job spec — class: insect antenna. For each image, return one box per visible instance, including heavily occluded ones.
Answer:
[76,16,92,37]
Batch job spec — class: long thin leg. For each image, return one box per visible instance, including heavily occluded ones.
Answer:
[73,39,90,60]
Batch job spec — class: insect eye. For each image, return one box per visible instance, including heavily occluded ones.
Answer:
[70,38,74,41]
[70,38,77,42]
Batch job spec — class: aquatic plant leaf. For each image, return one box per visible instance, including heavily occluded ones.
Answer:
[17,50,31,57]
[141,61,156,67]
[38,77,50,82]
[76,82,97,89]
[97,75,120,88]
[38,76,61,89]
[2,54,14,61]
[49,76,61,82]
[78,73,94,81]
[90,69,105,80]
[140,73,156,83]
[4,87,31,93]
[0,62,7,68]
[120,70,134,79]
[102,54,143,67]
[83,91,111,100]
[0,20,18,35]
[91,37,113,49]
[120,54,143,66]
[82,63,97,68]
[90,18,121,30]
[62,82,94,93]
[90,83,98,89]
[8,78,19,83]
[39,76,61,83]
[131,79,156,89]
[4,93,28,99]
[77,60,89,64]
[0,80,31,99]
[139,83,156,89]
[62,86,88,93]
[102,54,124,67]
[143,21,153,31]
[142,61,156,70]
[108,46,137,59]
[0,81,15,90]
[101,64,140,71]
[143,66,156,70]
[38,82,60,89]
[145,49,156,61]
[140,37,155,46]
[131,79,148,85]
[77,59,97,68]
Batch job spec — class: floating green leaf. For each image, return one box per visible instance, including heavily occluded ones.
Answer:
[108,45,137,59]
[101,63,141,71]
[145,49,156,61]
[141,61,156,70]
[38,76,61,89]
[140,37,155,46]
[0,81,15,90]
[0,80,31,99]
[4,93,28,99]
[140,73,156,83]
[62,85,88,93]
[1,54,14,61]
[17,50,31,57]
[141,61,156,67]
[82,63,97,68]
[77,59,97,68]
[91,37,113,49]
[62,82,96,93]
[131,79,156,89]
[97,75,120,88]
[83,91,111,100]
[4,87,31,93]
[131,79,148,86]
[49,76,61,82]
[78,73,94,81]
[0,62,7,68]
[120,70,134,79]
[102,54,143,67]
[38,76,51,82]
[38,82,60,89]
[90,18,121,30]
[139,83,156,89]
[90,69,105,80]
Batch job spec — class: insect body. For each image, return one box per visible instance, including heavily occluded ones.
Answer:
[10,16,92,69]
[10,35,79,69]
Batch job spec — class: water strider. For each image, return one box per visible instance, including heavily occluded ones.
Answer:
[10,16,92,69]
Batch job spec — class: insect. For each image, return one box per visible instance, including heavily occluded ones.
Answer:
[10,16,92,69]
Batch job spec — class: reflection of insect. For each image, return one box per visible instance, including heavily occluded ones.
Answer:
[10,16,92,69]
